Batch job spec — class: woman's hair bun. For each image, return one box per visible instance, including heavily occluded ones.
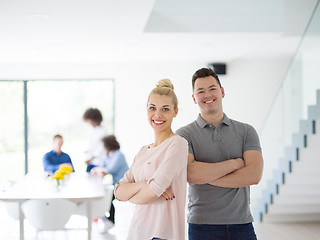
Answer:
[156,78,174,91]
[149,78,178,110]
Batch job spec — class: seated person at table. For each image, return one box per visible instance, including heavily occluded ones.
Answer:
[43,134,74,174]
[90,135,129,231]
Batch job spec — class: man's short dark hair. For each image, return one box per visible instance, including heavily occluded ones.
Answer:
[53,134,63,140]
[102,135,120,151]
[192,68,222,90]
[83,108,103,124]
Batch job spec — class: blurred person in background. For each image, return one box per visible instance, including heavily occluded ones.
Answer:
[90,135,129,232]
[83,108,107,172]
[43,134,74,174]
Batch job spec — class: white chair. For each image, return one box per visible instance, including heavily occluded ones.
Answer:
[0,181,19,221]
[74,184,114,219]
[22,199,76,231]
[5,202,20,220]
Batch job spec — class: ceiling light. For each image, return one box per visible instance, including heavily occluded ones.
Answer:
[29,13,49,19]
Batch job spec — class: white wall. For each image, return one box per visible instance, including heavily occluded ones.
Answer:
[222,57,292,131]
[302,46,320,118]
[0,57,292,164]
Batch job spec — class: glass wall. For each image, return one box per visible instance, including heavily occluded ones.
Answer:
[0,82,25,182]
[253,1,320,203]
[0,79,114,183]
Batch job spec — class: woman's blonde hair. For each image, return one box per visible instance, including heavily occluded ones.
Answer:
[148,79,178,110]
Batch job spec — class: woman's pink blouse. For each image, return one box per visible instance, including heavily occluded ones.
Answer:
[117,135,188,240]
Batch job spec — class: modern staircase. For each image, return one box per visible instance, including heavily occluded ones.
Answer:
[254,89,320,222]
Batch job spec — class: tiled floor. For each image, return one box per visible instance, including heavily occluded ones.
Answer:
[254,221,320,240]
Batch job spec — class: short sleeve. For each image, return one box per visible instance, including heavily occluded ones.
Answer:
[148,136,188,197]
[176,127,194,155]
[244,125,262,152]
[43,152,59,173]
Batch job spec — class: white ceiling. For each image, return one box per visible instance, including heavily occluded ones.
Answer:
[0,0,317,64]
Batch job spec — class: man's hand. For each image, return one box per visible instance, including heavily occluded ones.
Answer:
[59,163,72,168]
[233,158,245,170]
[160,186,175,201]
[209,150,263,188]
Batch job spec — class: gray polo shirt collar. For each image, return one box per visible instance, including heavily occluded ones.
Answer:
[196,113,231,128]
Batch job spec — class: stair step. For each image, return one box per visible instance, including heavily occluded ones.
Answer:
[293,120,320,149]
[285,173,320,185]
[291,160,320,173]
[268,203,320,214]
[302,134,320,150]
[292,133,305,148]
[299,119,314,135]
[317,89,320,106]
[278,184,320,195]
[273,194,320,205]
[299,149,320,162]
[258,119,320,223]
[308,105,320,120]
[316,120,320,134]
[263,212,320,223]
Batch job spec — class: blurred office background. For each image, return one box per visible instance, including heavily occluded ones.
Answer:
[1,0,320,239]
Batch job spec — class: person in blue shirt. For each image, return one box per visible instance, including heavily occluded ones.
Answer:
[43,134,74,174]
[90,135,129,230]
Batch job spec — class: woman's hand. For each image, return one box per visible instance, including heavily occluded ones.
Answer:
[115,181,148,202]
[90,167,108,178]
[160,186,175,200]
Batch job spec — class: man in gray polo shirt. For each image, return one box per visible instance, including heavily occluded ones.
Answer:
[176,67,263,240]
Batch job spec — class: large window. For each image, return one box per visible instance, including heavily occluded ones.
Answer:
[0,81,25,182]
[0,79,114,183]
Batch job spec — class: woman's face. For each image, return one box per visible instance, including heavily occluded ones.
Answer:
[104,147,110,155]
[147,94,178,133]
[86,119,99,127]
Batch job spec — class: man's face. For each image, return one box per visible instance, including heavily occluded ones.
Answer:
[192,76,225,115]
[53,137,63,150]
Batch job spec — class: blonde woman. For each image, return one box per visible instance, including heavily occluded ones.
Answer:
[115,79,188,240]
